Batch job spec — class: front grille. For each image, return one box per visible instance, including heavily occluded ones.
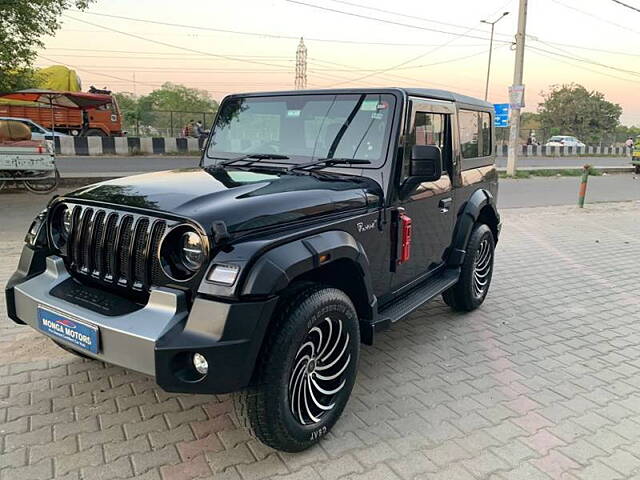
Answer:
[62,205,169,292]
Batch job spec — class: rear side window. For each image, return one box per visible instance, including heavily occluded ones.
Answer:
[459,110,492,159]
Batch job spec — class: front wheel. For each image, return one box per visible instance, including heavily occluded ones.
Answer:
[233,285,360,452]
[443,223,495,311]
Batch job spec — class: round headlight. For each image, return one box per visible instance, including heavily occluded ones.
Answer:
[181,231,204,271]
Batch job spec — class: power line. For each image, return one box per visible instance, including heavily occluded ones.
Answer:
[610,0,640,13]
[63,15,298,70]
[551,0,640,36]
[529,43,640,79]
[66,9,640,58]
[324,0,512,38]
[43,47,293,59]
[284,0,511,43]
[67,9,494,48]
[527,47,640,84]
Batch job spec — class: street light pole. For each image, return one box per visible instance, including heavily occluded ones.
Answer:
[482,11,509,101]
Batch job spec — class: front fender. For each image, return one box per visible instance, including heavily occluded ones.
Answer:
[240,230,374,299]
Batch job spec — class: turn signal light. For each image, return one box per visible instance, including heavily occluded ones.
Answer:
[207,264,240,286]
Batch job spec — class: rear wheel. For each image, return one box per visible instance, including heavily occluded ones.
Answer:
[233,285,360,452]
[24,169,59,195]
[443,223,495,311]
[84,129,107,137]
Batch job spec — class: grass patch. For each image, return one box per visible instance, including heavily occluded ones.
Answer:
[501,166,602,179]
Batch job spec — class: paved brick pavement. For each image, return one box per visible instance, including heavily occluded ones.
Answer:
[1,201,639,480]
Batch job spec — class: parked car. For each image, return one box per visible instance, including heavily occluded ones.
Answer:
[6,87,500,452]
[0,117,68,141]
[545,135,585,147]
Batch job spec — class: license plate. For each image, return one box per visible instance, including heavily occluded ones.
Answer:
[37,307,100,354]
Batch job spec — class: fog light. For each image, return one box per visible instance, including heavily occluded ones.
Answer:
[192,353,208,375]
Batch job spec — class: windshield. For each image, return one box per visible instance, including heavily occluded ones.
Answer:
[205,93,396,168]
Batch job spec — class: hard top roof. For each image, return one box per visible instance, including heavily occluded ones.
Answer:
[228,87,493,110]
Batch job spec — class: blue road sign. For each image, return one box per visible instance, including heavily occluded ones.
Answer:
[494,103,510,128]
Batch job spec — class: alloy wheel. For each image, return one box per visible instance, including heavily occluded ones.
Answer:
[472,237,493,298]
[288,316,351,426]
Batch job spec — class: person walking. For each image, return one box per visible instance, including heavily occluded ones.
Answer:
[195,120,209,149]
[625,137,634,160]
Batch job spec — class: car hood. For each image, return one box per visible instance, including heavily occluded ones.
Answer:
[65,167,381,234]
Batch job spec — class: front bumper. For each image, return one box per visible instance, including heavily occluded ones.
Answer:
[6,249,277,394]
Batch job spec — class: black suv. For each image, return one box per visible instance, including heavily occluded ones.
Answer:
[6,88,500,452]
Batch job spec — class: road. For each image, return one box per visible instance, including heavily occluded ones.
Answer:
[53,155,634,176]
[1,202,639,479]
[3,174,639,241]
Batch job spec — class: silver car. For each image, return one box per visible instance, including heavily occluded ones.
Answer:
[0,117,69,140]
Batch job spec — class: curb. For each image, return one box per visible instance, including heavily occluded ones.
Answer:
[496,165,634,174]
[53,166,635,188]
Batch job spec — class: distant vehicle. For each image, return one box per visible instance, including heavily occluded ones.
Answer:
[0,88,123,137]
[0,118,58,194]
[545,135,585,148]
[0,117,68,140]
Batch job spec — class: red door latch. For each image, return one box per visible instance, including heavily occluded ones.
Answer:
[398,212,412,264]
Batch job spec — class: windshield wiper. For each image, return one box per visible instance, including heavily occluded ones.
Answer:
[219,153,290,167]
[290,158,371,172]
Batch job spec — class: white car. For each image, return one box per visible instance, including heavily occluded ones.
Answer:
[0,117,69,141]
[545,135,585,148]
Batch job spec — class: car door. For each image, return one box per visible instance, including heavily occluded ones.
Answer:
[390,98,456,293]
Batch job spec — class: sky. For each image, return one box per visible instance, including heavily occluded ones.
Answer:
[36,0,640,125]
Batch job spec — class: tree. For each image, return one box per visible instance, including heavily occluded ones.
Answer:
[114,84,219,136]
[112,92,154,136]
[537,84,622,144]
[141,83,219,136]
[144,82,219,114]
[0,0,94,91]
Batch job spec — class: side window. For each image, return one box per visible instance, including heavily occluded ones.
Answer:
[460,110,492,159]
[459,110,479,158]
[414,111,445,148]
[404,111,447,179]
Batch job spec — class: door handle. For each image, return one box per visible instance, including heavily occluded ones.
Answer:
[439,198,452,213]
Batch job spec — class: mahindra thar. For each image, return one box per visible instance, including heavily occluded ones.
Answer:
[6,88,500,452]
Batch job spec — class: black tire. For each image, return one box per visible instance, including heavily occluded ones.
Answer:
[84,129,107,137]
[443,223,495,312]
[233,284,360,452]
[24,169,59,195]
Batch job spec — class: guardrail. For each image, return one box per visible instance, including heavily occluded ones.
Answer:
[52,136,634,157]
[495,145,633,157]
[54,136,201,155]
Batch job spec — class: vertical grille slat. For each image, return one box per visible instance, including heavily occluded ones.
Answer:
[103,213,119,282]
[149,221,167,286]
[79,208,94,273]
[59,205,175,294]
[132,218,150,289]
[91,211,106,277]
[116,216,134,286]
[68,206,83,265]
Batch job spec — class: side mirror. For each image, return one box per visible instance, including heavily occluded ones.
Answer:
[410,145,442,182]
